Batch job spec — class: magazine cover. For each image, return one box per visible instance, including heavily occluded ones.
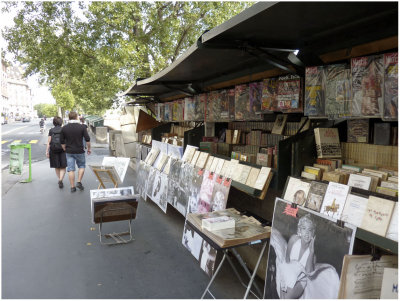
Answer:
[261,78,278,112]
[324,64,351,117]
[235,84,249,120]
[184,97,196,121]
[305,66,325,116]
[276,75,301,110]
[228,88,236,120]
[172,101,179,121]
[212,91,222,121]
[194,94,206,121]
[265,197,356,299]
[383,52,398,119]
[219,90,230,121]
[150,170,168,213]
[197,170,217,213]
[210,176,231,211]
[164,102,171,121]
[351,55,384,117]
[249,82,262,118]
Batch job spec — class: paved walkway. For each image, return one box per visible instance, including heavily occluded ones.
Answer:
[2,142,260,298]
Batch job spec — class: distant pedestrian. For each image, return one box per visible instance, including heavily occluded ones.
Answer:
[61,111,91,192]
[46,116,67,188]
[80,116,88,149]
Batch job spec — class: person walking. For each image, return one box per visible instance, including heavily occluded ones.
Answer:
[61,111,91,192]
[80,116,88,149]
[46,116,67,188]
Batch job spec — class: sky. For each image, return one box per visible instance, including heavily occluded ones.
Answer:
[1,2,56,105]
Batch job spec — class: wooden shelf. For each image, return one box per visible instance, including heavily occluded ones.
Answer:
[355,228,398,254]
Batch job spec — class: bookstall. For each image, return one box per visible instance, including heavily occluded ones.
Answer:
[123,2,398,299]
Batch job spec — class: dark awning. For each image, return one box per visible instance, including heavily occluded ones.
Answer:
[123,1,398,101]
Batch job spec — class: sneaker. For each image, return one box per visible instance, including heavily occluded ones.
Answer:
[58,181,64,189]
[71,187,76,193]
[76,182,84,191]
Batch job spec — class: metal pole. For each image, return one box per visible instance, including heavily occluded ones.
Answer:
[244,240,268,299]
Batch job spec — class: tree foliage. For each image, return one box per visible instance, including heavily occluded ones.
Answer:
[2,1,253,114]
[34,103,58,118]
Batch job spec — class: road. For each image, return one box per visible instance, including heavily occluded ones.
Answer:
[1,119,52,170]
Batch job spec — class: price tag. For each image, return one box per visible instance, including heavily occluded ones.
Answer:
[208,172,214,179]
[224,178,232,187]
[198,169,204,176]
[216,176,223,184]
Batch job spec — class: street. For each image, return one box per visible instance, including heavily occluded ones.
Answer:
[1,118,51,170]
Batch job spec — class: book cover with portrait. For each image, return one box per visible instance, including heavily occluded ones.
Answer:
[265,197,356,299]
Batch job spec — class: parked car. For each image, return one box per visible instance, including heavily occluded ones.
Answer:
[22,116,31,122]
[14,116,22,121]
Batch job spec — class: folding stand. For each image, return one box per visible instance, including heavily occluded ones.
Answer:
[91,167,119,189]
[98,205,135,245]
[200,240,268,299]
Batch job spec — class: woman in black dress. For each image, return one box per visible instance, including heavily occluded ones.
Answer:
[46,116,67,188]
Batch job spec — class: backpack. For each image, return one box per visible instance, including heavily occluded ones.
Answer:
[50,127,63,152]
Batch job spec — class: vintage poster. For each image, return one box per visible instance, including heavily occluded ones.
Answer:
[197,170,217,213]
[261,78,278,112]
[351,55,384,117]
[184,97,195,121]
[283,177,311,206]
[210,176,231,211]
[227,88,236,121]
[249,82,262,117]
[276,75,301,111]
[234,84,249,120]
[164,101,171,121]
[383,52,398,119]
[219,89,230,121]
[150,170,168,213]
[304,66,325,116]
[146,166,158,198]
[265,198,356,299]
[206,91,216,121]
[304,181,328,212]
[179,162,194,194]
[347,119,369,143]
[169,158,183,183]
[211,90,222,121]
[194,93,206,121]
[324,64,351,117]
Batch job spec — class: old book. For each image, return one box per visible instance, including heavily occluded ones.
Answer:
[155,153,169,171]
[376,186,398,197]
[245,167,261,188]
[283,177,311,206]
[347,173,372,190]
[190,150,201,166]
[305,66,325,116]
[360,196,395,236]
[320,182,350,220]
[204,156,214,171]
[146,148,160,166]
[225,129,233,144]
[301,171,317,180]
[380,180,398,190]
[214,158,225,175]
[182,145,198,162]
[383,52,398,119]
[271,114,288,135]
[218,160,230,178]
[373,123,391,145]
[232,129,239,144]
[261,78,278,112]
[202,215,235,231]
[325,64,351,117]
[347,119,369,143]
[363,168,388,181]
[313,163,331,172]
[338,255,398,299]
[322,171,343,183]
[163,156,173,175]
[386,202,398,242]
[380,268,398,299]
[236,164,252,184]
[254,167,272,191]
[360,172,379,192]
[256,152,269,167]
[388,176,398,183]
[209,157,219,173]
[304,166,322,180]
[340,193,369,227]
[195,152,209,169]
[186,208,270,248]
[304,181,327,212]
[342,164,362,172]
[314,128,341,158]
[351,55,384,117]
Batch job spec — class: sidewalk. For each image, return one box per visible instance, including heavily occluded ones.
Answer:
[2,142,255,298]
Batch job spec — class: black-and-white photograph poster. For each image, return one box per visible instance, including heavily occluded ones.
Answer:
[210,176,231,211]
[151,170,168,213]
[146,166,157,198]
[135,160,145,194]
[169,159,183,183]
[199,238,217,277]
[167,178,177,205]
[265,197,356,299]
[182,222,203,260]
[187,167,205,214]
[179,162,193,193]
[140,163,151,200]
[167,179,187,217]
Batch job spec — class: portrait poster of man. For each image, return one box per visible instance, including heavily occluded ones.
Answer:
[265,197,356,299]
[187,167,205,215]
[151,170,168,213]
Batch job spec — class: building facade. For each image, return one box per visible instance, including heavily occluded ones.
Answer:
[6,65,33,119]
